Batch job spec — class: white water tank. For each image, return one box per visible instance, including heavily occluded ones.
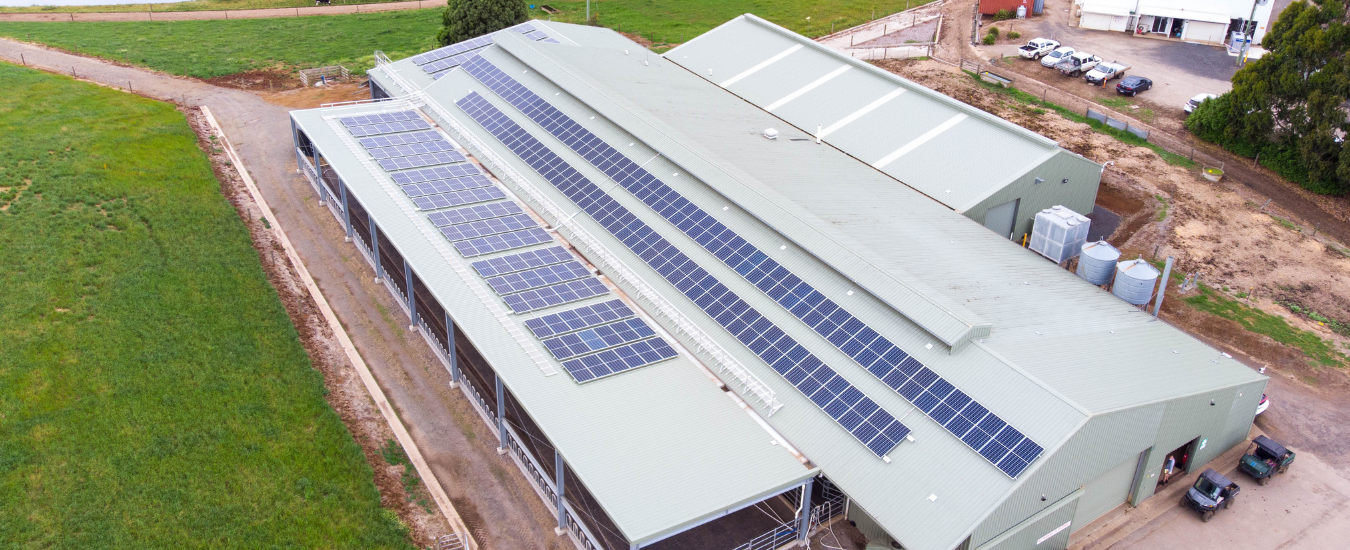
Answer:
[1029,205,1091,264]
[1112,259,1159,305]
[1076,240,1120,285]
[1016,5,1027,18]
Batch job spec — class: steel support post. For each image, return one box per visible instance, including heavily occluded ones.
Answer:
[495,374,507,454]
[405,260,418,330]
[554,450,567,535]
[315,151,327,206]
[447,312,460,387]
[1153,256,1174,318]
[796,477,815,544]
[340,182,352,242]
[370,217,382,282]
[291,119,302,173]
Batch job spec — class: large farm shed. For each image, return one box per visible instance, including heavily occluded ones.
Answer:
[289,18,1266,550]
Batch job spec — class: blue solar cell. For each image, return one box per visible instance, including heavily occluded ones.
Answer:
[962,427,993,450]
[1013,438,1044,462]
[560,338,677,383]
[523,299,634,339]
[426,201,522,226]
[412,187,506,211]
[945,415,975,438]
[501,277,609,314]
[485,260,591,295]
[542,318,658,360]
[440,213,539,242]
[997,453,1030,478]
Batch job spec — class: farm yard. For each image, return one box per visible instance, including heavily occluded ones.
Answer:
[0,62,420,549]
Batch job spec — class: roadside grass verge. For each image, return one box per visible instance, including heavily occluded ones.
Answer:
[0,62,414,549]
[0,8,440,78]
[538,0,935,44]
[967,72,1196,168]
[1178,280,1348,368]
[0,0,416,13]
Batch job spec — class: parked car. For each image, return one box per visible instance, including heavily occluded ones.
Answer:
[1255,393,1269,415]
[1115,75,1153,96]
[1181,468,1239,522]
[1085,62,1129,85]
[1238,435,1294,485]
[1184,93,1219,115]
[1018,38,1060,59]
[1040,46,1075,68]
[1056,52,1102,77]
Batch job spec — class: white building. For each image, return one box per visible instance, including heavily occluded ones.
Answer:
[1076,0,1274,45]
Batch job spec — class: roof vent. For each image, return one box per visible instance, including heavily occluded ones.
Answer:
[762,128,779,140]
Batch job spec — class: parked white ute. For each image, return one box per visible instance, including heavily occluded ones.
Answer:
[1084,62,1129,85]
[1057,52,1103,77]
[1040,46,1075,68]
[1184,93,1219,115]
[1018,38,1060,59]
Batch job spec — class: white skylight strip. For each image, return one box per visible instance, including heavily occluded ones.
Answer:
[872,114,968,169]
[819,88,907,139]
[719,44,803,87]
[764,65,852,112]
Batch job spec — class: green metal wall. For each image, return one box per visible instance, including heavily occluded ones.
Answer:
[974,490,1080,550]
[961,151,1101,242]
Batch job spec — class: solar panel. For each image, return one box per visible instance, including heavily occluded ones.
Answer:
[358,130,444,149]
[457,90,910,457]
[462,63,1046,476]
[523,299,635,338]
[411,34,495,66]
[525,30,549,41]
[561,338,678,384]
[412,187,506,210]
[401,174,493,198]
[502,277,609,314]
[340,111,420,126]
[454,227,552,257]
[365,139,456,160]
[427,201,522,226]
[377,151,466,171]
[486,260,591,295]
[542,317,658,360]
[391,163,481,185]
[509,23,535,33]
[440,213,539,242]
[470,246,575,277]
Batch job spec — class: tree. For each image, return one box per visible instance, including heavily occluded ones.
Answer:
[1187,0,1349,194]
[437,0,528,47]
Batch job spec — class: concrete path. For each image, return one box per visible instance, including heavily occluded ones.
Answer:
[0,0,432,22]
[0,39,561,550]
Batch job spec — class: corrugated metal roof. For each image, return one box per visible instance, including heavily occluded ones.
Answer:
[290,103,813,546]
[665,15,1065,212]
[363,20,1263,550]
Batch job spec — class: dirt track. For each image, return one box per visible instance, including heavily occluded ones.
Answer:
[0,38,560,550]
[0,0,431,22]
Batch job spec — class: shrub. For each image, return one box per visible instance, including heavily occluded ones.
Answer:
[994,9,1015,21]
[1007,30,1021,39]
[983,33,996,45]
[987,26,1000,38]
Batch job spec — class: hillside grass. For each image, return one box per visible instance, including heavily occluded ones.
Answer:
[0,8,441,78]
[0,0,416,13]
[0,61,415,549]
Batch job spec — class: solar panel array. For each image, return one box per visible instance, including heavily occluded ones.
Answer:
[503,277,609,314]
[524,299,634,338]
[341,111,433,137]
[401,174,494,198]
[461,60,1044,476]
[412,23,557,78]
[542,318,658,360]
[561,339,679,383]
[486,260,592,295]
[457,90,910,457]
[367,139,456,160]
[454,227,553,257]
[392,164,482,185]
[378,151,466,171]
[412,187,506,210]
[440,213,540,242]
[359,130,444,149]
[428,201,523,226]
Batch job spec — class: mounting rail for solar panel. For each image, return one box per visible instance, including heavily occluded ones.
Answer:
[380,71,783,415]
[320,109,560,377]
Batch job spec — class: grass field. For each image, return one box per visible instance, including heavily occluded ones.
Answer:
[0,61,416,549]
[0,9,441,78]
[0,0,415,13]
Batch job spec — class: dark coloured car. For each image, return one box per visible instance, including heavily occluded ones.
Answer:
[1116,76,1153,96]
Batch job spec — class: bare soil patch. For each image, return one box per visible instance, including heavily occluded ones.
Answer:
[261,80,369,108]
[182,106,448,547]
[204,68,302,91]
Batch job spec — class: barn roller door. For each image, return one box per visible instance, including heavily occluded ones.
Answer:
[1073,456,1138,528]
[984,198,1019,239]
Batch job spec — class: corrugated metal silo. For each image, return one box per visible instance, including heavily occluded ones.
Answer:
[1076,240,1120,286]
[1112,259,1159,305]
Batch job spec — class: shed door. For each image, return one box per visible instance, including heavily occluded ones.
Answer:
[1073,456,1138,528]
[984,198,1019,239]
[1079,13,1115,30]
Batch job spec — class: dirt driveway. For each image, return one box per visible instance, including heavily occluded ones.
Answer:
[973,0,1238,111]
[0,39,562,550]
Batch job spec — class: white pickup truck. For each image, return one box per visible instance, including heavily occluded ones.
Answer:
[1018,38,1060,59]
[1056,52,1103,77]
[1084,62,1128,85]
